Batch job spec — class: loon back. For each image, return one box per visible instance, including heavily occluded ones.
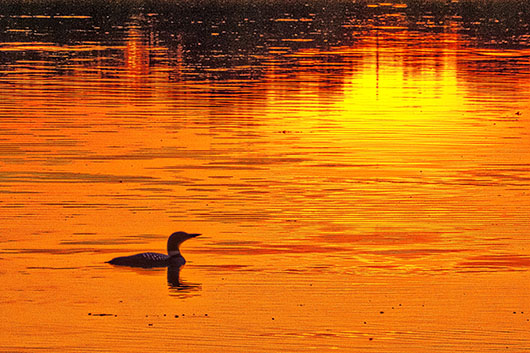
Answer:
[107,252,182,268]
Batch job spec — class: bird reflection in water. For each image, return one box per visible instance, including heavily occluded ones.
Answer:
[167,265,201,298]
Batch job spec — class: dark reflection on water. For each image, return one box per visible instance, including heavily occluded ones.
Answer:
[1,0,529,101]
[167,265,201,297]
[1,0,529,73]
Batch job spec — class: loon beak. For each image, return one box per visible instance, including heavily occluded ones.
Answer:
[188,233,201,238]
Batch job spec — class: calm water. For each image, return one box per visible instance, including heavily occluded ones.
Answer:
[1,0,530,351]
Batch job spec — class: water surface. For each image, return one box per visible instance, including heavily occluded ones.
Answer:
[1,0,530,351]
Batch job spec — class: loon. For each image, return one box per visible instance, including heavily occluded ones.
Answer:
[107,231,200,268]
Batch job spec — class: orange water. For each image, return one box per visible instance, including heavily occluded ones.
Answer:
[1,1,530,351]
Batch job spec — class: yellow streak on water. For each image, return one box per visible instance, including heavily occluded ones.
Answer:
[1,10,530,353]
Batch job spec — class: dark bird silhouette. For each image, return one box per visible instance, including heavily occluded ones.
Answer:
[107,231,200,268]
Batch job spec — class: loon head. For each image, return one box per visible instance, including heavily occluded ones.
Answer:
[167,231,200,257]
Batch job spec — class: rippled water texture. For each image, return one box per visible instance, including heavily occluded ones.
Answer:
[1,0,530,351]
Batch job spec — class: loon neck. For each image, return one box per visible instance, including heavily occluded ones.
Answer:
[168,250,181,257]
